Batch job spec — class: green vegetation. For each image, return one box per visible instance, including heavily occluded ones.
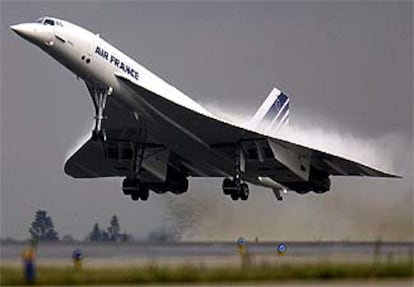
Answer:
[88,215,132,242]
[29,210,59,241]
[1,261,413,285]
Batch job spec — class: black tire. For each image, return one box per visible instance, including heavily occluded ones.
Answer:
[222,178,233,195]
[122,187,131,196]
[131,192,140,201]
[122,178,134,195]
[140,186,149,201]
[177,178,189,194]
[230,191,239,200]
[240,183,249,200]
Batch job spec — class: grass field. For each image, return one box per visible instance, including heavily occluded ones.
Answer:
[1,261,413,285]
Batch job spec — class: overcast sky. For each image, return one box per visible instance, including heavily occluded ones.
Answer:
[1,1,412,241]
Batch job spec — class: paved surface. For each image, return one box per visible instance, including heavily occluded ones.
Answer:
[1,241,413,267]
[2,241,412,258]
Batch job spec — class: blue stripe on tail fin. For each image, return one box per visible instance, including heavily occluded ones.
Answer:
[249,87,290,134]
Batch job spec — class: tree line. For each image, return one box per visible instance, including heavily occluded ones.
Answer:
[29,209,132,242]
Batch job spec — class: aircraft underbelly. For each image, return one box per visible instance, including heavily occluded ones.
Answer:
[116,85,234,178]
[113,82,309,184]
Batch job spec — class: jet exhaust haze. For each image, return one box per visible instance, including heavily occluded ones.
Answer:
[62,97,411,241]
[161,104,412,241]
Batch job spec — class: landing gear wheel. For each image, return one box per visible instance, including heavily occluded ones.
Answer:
[123,178,150,201]
[130,189,149,201]
[222,178,233,195]
[140,185,149,201]
[122,178,135,195]
[240,183,249,201]
[230,191,239,200]
[222,178,250,201]
[131,191,140,201]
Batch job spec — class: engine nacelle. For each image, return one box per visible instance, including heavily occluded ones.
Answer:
[147,168,189,194]
[309,168,331,193]
[288,168,331,195]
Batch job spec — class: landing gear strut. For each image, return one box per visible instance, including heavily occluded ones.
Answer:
[222,143,250,201]
[122,141,151,201]
[86,83,113,141]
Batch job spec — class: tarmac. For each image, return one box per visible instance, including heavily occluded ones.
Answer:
[1,241,413,267]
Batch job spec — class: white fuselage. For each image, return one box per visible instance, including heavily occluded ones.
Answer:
[11,17,238,178]
[45,20,212,117]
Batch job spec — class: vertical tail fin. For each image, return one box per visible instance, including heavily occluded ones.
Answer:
[249,87,290,134]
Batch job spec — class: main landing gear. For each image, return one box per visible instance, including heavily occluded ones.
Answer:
[122,178,149,201]
[86,83,113,141]
[122,139,150,201]
[222,176,249,201]
[222,143,250,201]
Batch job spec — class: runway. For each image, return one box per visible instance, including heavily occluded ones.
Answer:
[1,241,412,267]
[1,241,412,285]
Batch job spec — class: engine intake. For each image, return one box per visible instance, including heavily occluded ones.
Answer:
[287,168,331,194]
[148,168,188,194]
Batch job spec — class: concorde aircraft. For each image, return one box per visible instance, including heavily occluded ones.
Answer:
[10,17,398,201]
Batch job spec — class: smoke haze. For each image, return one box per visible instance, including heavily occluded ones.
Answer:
[163,105,412,241]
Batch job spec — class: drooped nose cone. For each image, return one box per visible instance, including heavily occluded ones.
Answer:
[10,23,37,41]
[10,23,53,48]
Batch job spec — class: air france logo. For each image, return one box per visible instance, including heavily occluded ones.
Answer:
[95,46,139,80]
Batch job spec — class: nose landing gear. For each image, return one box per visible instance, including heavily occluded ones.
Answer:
[86,83,113,141]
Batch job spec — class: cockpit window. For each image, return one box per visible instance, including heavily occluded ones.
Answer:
[36,17,62,26]
[44,19,55,26]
